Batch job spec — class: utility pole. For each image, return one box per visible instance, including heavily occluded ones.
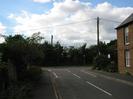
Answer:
[51,35,53,46]
[97,17,100,55]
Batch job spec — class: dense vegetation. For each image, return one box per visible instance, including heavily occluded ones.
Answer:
[0,33,117,98]
[0,33,117,67]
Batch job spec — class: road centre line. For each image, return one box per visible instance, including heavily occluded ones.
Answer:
[41,68,46,71]
[48,69,52,72]
[72,73,81,79]
[53,72,58,78]
[66,69,81,79]
[86,81,112,96]
[81,70,97,77]
[66,69,71,73]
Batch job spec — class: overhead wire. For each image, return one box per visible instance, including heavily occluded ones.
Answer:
[0,17,122,36]
[13,18,96,33]
[100,18,121,23]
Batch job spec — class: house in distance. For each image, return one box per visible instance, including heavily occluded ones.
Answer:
[116,13,133,75]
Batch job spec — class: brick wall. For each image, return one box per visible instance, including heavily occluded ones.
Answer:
[117,22,133,75]
[117,27,125,74]
[128,23,133,75]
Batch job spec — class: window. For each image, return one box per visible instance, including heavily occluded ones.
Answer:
[124,26,129,44]
[125,50,130,67]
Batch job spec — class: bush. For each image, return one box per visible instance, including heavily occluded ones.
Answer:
[0,65,43,99]
[106,61,118,72]
[94,54,110,70]
[0,63,9,91]
[125,69,131,76]
[25,66,43,82]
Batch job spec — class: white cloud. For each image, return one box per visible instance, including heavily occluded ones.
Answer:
[9,1,133,46]
[0,22,6,33]
[0,22,6,43]
[33,0,52,3]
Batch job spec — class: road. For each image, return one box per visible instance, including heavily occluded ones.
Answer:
[43,67,133,99]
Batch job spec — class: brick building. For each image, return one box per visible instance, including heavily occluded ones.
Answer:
[116,13,133,75]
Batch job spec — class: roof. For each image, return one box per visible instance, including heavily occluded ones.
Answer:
[116,13,133,29]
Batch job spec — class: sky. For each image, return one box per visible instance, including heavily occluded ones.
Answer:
[0,0,133,46]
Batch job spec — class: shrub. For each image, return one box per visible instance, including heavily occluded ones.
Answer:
[25,66,43,81]
[94,54,110,70]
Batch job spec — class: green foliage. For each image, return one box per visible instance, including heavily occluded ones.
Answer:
[94,54,110,70]
[25,66,43,81]
[125,69,131,76]
[99,41,108,55]
[0,34,118,76]
[107,39,117,65]
[0,33,44,99]
[86,45,97,64]
[27,32,44,44]
[93,40,118,72]
[125,71,131,76]
[0,34,44,80]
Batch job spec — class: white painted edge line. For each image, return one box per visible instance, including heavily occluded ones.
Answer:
[53,72,58,78]
[72,73,81,79]
[89,71,133,86]
[81,70,97,77]
[86,81,112,96]
[52,80,59,99]
[98,74,133,86]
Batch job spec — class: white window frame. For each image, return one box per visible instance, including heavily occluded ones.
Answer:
[124,26,129,45]
[125,50,130,67]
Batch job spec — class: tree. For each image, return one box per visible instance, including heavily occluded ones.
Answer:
[79,43,87,65]
[86,45,97,65]
[54,42,64,65]
[0,34,44,80]
[99,41,108,55]
[93,40,118,72]
[106,39,118,72]
[26,33,44,66]
[94,54,110,70]
[0,35,28,80]
[41,41,55,66]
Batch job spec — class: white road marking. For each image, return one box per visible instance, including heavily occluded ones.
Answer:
[66,69,71,73]
[66,69,81,79]
[53,72,58,78]
[72,73,81,79]
[81,70,97,77]
[48,69,52,72]
[41,68,46,71]
[86,81,112,96]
